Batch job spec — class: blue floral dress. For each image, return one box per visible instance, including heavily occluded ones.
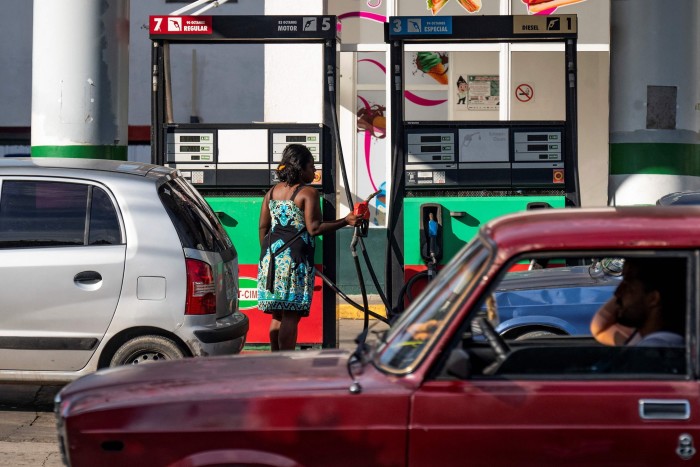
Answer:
[257,185,315,316]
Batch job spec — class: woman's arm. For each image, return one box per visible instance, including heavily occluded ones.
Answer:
[259,188,272,247]
[301,187,359,236]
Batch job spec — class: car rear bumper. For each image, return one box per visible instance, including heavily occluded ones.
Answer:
[183,312,249,356]
[195,314,249,343]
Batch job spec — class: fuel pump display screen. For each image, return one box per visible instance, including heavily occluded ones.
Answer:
[421,135,443,143]
[512,129,564,187]
[180,145,209,152]
[180,135,203,143]
[271,131,323,186]
[404,126,566,189]
[285,135,308,143]
[405,131,457,186]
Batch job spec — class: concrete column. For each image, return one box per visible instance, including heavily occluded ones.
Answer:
[609,0,700,204]
[31,0,130,159]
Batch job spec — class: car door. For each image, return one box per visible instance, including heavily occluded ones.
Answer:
[408,254,700,466]
[410,377,700,466]
[0,178,126,371]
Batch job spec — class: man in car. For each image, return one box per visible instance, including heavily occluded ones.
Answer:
[590,257,685,346]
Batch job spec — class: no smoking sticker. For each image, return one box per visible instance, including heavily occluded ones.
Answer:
[516,84,534,102]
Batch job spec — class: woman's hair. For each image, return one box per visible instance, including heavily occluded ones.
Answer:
[276,144,313,185]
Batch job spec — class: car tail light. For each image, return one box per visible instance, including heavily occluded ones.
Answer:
[186,259,216,315]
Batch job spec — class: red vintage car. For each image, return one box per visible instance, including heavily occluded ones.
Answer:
[56,207,700,466]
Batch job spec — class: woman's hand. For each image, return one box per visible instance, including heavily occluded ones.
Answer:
[344,212,361,227]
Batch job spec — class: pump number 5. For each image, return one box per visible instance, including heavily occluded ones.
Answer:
[322,17,331,31]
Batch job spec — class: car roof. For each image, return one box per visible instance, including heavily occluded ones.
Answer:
[484,206,700,256]
[0,157,176,181]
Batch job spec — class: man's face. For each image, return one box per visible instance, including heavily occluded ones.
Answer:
[614,262,651,328]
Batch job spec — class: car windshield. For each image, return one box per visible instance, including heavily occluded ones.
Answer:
[376,236,492,373]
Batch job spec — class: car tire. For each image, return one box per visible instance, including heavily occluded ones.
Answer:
[109,335,185,367]
[513,330,558,341]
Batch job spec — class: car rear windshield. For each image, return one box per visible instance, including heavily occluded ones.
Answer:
[158,178,234,257]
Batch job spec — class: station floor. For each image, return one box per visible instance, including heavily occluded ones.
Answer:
[243,295,390,352]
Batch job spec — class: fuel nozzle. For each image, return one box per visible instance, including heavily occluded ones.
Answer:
[427,212,438,265]
[353,190,380,238]
[419,204,443,281]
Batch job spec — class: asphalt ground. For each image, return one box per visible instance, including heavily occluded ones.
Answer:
[337,294,390,350]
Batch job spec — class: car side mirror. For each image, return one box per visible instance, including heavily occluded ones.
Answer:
[445,348,471,380]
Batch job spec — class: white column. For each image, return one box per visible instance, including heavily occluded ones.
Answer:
[31,0,130,159]
[609,0,700,204]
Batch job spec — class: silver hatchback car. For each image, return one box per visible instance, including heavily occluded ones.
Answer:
[0,158,248,383]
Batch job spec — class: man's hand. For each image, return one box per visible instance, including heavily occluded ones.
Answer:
[590,297,634,345]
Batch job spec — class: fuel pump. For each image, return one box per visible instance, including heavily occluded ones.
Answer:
[385,15,580,315]
[150,15,343,348]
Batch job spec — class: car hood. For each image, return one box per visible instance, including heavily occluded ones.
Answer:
[59,349,362,415]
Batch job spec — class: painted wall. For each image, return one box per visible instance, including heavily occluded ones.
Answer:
[0,1,32,126]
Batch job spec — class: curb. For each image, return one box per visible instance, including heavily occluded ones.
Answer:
[337,303,387,320]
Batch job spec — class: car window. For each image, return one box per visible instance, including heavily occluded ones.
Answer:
[485,263,620,338]
[158,178,233,254]
[448,253,689,380]
[0,180,122,249]
[88,186,122,245]
[377,237,492,373]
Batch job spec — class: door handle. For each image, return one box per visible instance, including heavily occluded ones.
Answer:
[639,399,690,420]
[74,271,102,285]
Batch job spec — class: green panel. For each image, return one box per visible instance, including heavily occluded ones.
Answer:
[205,197,263,265]
[31,145,127,160]
[205,196,324,265]
[404,196,565,266]
[610,143,700,176]
[336,228,385,296]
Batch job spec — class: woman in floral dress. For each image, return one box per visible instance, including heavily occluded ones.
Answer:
[258,144,359,351]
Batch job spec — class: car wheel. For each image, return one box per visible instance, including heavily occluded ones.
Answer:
[109,335,185,367]
[514,330,559,341]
